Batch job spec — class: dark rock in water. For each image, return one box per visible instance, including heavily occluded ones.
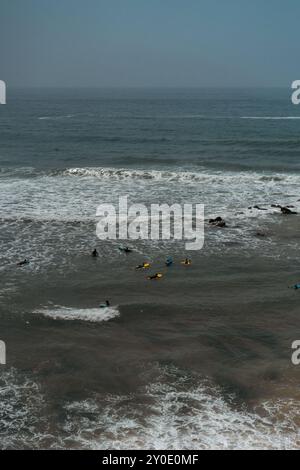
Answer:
[217,220,226,227]
[209,217,223,223]
[209,217,226,227]
[281,207,297,215]
[271,204,297,214]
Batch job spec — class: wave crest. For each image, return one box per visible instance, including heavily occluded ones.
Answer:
[61,167,300,185]
[63,167,206,182]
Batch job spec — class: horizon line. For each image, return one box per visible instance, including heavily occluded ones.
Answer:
[6,85,294,90]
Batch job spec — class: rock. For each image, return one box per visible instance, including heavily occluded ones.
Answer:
[281,207,297,215]
[209,217,226,227]
[209,217,223,223]
[271,204,297,214]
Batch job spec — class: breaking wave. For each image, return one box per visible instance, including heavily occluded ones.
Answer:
[1,165,300,185]
[35,306,120,323]
[62,167,204,181]
[61,166,300,185]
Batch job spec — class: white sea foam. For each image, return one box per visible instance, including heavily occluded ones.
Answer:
[3,165,300,226]
[35,306,120,323]
[0,165,299,271]
[1,367,299,450]
[62,166,300,184]
[63,166,204,181]
[0,369,48,450]
[62,370,300,450]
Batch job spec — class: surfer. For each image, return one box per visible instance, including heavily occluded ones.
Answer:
[136,262,151,270]
[291,284,300,290]
[147,273,163,280]
[17,259,29,267]
[181,258,192,265]
[119,246,132,253]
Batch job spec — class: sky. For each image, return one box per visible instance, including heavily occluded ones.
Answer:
[0,0,299,88]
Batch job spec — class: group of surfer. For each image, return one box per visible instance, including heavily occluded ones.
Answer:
[16,234,300,291]
[92,248,192,306]
[92,247,192,281]
[139,258,192,280]
[91,244,300,291]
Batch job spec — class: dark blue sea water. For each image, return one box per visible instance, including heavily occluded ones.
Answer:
[1,87,300,172]
[0,88,300,449]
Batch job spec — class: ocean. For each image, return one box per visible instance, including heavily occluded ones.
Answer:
[0,87,300,449]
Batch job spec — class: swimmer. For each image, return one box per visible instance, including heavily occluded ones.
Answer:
[165,257,173,267]
[135,262,151,270]
[100,300,110,308]
[17,259,29,267]
[92,249,99,258]
[181,258,192,265]
[119,246,132,253]
[147,273,163,280]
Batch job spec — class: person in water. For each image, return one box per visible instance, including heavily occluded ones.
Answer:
[119,246,132,253]
[136,262,150,270]
[17,259,29,267]
[292,284,300,290]
[100,300,110,308]
[165,257,173,267]
[92,249,99,258]
[182,258,192,265]
[148,273,163,280]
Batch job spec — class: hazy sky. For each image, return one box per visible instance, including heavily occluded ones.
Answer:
[0,0,299,87]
